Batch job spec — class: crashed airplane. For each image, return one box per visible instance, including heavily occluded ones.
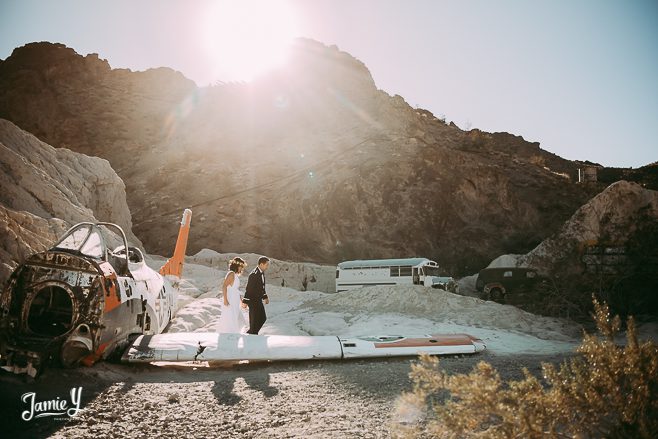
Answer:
[1,207,486,377]
[0,210,192,377]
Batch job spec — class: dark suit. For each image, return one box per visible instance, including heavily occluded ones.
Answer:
[243,266,268,334]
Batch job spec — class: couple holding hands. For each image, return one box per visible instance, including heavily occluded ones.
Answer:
[217,256,270,335]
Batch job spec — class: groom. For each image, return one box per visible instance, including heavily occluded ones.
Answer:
[242,256,270,334]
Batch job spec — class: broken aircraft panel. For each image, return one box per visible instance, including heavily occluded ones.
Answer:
[0,210,191,377]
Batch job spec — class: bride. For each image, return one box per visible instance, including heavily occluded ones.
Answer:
[217,257,248,333]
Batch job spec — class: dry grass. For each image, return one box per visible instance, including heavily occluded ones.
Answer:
[393,296,658,438]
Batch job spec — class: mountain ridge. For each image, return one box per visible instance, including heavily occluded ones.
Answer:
[1,39,653,275]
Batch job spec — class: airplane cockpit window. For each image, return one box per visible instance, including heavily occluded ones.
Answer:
[111,246,144,264]
[55,225,91,252]
[80,230,103,259]
[98,226,125,252]
[53,224,106,259]
[52,222,138,276]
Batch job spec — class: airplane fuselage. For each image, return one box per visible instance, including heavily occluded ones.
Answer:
[0,236,176,377]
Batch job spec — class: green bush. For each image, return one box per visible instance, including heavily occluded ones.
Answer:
[393,297,658,438]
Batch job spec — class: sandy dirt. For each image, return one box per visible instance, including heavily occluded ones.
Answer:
[1,352,575,438]
[0,255,600,438]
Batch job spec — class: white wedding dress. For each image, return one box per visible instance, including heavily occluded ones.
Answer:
[217,271,247,333]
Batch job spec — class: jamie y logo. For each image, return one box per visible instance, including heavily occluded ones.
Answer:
[21,386,83,421]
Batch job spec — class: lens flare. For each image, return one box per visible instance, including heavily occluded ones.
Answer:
[202,0,298,82]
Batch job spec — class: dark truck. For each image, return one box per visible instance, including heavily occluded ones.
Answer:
[475,267,543,303]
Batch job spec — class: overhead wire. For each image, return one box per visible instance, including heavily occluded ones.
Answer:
[133,135,392,227]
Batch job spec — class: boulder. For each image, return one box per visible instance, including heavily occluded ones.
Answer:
[0,118,141,285]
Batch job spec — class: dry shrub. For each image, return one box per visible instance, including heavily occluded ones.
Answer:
[393,297,658,438]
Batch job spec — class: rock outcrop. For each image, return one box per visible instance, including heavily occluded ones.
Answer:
[0,119,141,284]
[519,181,658,277]
[520,181,658,315]
[1,40,653,275]
[469,181,658,315]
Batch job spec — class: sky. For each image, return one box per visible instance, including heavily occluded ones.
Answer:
[0,0,656,168]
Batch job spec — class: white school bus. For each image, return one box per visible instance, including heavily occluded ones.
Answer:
[335,258,456,293]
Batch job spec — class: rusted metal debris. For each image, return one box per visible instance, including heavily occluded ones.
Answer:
[0,213,190,378]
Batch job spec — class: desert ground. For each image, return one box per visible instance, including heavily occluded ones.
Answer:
[2,349,575,439]
[2,252,652,438]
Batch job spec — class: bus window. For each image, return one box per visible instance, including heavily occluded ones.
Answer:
[336,270,339,279]
[390,267,400,277]
[424,266,440,277]
[400,266,412,277]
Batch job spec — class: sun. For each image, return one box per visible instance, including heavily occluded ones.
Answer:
[202,0,298,82]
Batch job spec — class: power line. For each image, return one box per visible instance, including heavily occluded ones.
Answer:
[133,135,390,227]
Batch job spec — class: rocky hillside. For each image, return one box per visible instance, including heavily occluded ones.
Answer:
[520,181,658,274]
[461,181,658,317]
[1,40,650,275]
[519,181,658,314]
[0,118,141,284]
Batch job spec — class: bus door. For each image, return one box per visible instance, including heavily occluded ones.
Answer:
[413,267,421,285]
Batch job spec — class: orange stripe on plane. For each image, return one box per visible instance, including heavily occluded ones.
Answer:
[98,262,121,313]
[374,334,477,349]
[81,342,110,367]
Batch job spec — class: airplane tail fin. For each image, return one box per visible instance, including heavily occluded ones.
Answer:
[159,209,192,278]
